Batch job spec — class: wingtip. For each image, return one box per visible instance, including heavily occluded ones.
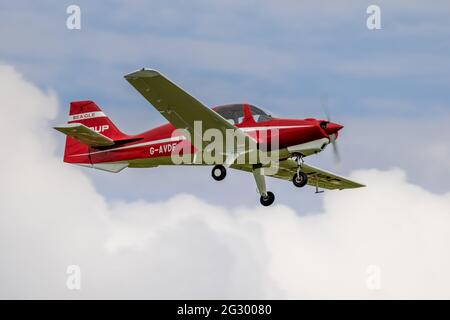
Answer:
[124,68,160,80]
[53,126,66,134]
[355,183,367,188]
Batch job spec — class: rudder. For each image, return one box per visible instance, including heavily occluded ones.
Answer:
[63,100,126,164]
[68,100,125,140]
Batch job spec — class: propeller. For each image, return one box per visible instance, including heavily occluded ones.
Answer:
[320,95,341,165]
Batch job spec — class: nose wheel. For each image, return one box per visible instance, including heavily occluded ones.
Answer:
[293,171,308,188]
[292,153,308,188]
[211,165,226,181]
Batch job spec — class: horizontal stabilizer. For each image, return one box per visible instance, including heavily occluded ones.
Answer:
[54,123,114,147]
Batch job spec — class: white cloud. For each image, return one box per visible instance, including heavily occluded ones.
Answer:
[0,64,449,299]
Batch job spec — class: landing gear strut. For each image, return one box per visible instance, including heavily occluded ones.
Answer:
[211,165,226,181]
[292,153,308,188]
[292,153,305,167]
[253,165,275,206]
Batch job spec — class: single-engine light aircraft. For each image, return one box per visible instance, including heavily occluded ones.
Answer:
[54,69,364,206]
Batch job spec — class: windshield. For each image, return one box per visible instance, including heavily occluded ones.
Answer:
[215,104,244,125]
[250,105,272,122]
[215,104,272,124]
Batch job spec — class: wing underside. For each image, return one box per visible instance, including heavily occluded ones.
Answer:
[232,159,365,190]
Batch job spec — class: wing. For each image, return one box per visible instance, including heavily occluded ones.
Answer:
[124,68,252,153]
[232,159,365,190]
[53,123,114,147]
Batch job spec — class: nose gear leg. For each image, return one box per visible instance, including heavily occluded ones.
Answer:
[291,153,308,188]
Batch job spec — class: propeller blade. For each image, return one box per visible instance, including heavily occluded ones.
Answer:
[332,141,341,164]
[321,95,341,165]
[320,94,330,121]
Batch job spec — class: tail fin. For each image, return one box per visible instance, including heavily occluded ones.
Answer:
[61,101,127,164]
[68,100,125,139]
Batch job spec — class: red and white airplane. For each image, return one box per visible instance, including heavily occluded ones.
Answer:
[54,69,364,206]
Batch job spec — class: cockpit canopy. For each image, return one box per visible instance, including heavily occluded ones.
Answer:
[214,104,272,125]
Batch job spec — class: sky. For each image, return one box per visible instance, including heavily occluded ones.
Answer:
[0,0,449,299]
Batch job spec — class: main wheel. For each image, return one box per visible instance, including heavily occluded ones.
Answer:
[211,165,226,181]
[293,171,308,188]
[260,191,275,206]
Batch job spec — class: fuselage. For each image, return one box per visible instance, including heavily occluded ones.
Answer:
[78,103,342,168]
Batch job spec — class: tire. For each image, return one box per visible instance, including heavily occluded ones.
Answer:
[260,191,275,206]
[211,165,226,181]
[293,171,308,188]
